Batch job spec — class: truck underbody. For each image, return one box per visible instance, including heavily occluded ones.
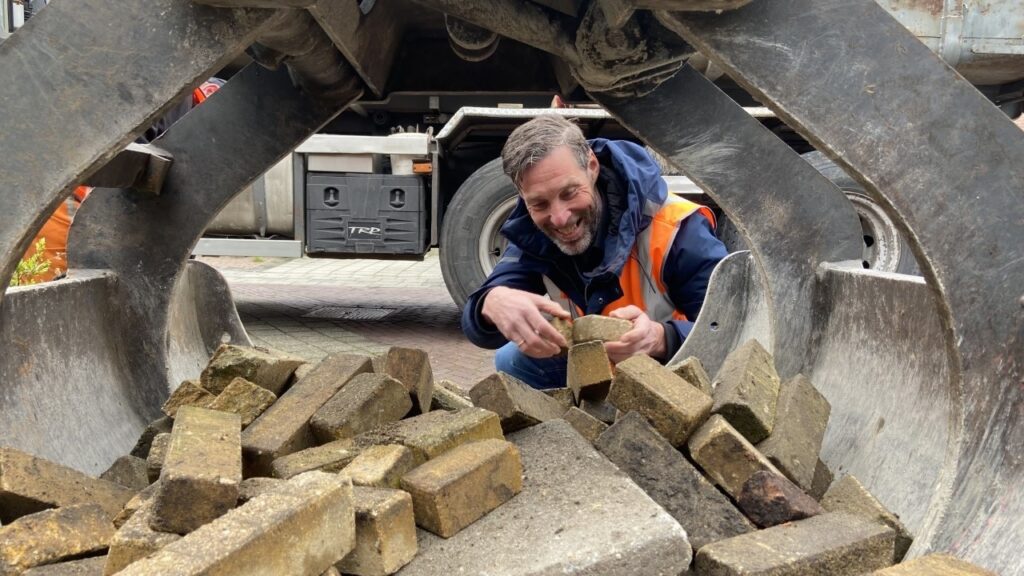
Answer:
[0,0,1022,573]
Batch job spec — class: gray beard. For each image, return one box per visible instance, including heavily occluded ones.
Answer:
[547,195,603,256]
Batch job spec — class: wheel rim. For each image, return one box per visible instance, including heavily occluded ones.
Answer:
[845,190,901,271]
[477,195,518,276]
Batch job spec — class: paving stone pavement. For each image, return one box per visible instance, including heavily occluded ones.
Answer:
[200,252,495,389]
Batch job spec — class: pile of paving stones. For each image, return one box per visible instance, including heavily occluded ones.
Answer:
[0,325,999,576]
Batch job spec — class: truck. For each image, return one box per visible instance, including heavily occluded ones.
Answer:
[0,0,1021,573]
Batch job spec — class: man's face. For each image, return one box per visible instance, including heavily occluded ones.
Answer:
[518,146,602,255]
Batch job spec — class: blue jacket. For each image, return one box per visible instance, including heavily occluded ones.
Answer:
[461,139,728,360]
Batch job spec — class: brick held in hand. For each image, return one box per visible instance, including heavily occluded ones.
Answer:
[401,439,523,538]
[711,339,781,444]
[0,446,135,523]
[469,372,565,433]
[310,373,412,442]
[607,354,713,446]
[571,315,631,344]
[736,470,825,528]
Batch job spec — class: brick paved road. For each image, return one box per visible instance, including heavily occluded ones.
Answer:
[201,251,496,388]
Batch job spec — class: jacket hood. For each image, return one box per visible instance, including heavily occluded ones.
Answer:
[500,138,668,276]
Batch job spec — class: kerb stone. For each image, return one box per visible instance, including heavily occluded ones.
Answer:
[353,407,503,465]
[310,373,412,442]
[567,341,613,402]
[822,475,913,562]
[607,354,713,446]
[401,439,522,538]
[595,412,753,551]
[242,352,372,476]
[271,440,362,479]
[470,372,571,433]
[0,447,134,523]
[696,512,895,575]
[383,347,435,415]
[668,356,714,396]
[161,379,216,418]
[105,499,181,575]
[736,470,824,528]
[336,487,417,576]
[151,407,241,534]
[870,553,997,575]
[100,455,150,491]
[400,420,691,575]
[562,406,608,443]
[207,377,277,428]
[687,414,783,499]
[755,374,830,490]
[200,343,305,395]
[340,445,417,489]
[0,504,113,574]
[116,472,356,576]
[712,339,781,444]
[572,315,631,344]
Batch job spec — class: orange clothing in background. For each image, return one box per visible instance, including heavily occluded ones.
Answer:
[22,186,91,283]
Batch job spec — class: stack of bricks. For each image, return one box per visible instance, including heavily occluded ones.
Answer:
[0,344,524,575]
[536,315,995,576]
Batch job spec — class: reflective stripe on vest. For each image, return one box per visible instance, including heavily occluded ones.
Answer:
[542,196,715,323]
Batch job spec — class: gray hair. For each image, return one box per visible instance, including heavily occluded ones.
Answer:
[501,114,590,188]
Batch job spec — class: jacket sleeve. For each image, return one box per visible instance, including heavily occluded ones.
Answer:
[660,212,729,358]
[461,244,550,349]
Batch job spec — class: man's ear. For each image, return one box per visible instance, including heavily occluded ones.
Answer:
[587,149,600,183]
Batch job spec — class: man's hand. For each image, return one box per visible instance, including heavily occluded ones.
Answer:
[481,286,570,358]
[604,305,666,363]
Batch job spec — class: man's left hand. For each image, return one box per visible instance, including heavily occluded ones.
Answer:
[604,306,667,363]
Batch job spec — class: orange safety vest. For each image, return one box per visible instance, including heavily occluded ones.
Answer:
[543,196,716,322]
[21,186,91,284]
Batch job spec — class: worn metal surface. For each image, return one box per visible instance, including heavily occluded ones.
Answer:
[68,62,360,425]
[660,1,1024,571]
[593,64,863,377]
[309,0,406,97]
[82,143,173,195]
[0,0,274,293]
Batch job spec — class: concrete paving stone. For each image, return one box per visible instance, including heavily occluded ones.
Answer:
[736,470,825,528]
[0,447,135,524]
[113,482,160,529]
[469,372,566,432]
[399,420,691,575]
[341,445,417,489]
[810,457,834,500]
[712,339,781,444]
[207,377,278,428]
[105,499,181,575]
[567,341,613,402]
[353,407,503,465]
[695,512,895,575]
[668,356,714,397]
[0,504,114,574]
[161,379,216,418]
[383,347,435,415]
[151,407,241,534]
[130,416,173,459]
[430,379,474,411]
[117,472,356,576]
[337,487,418,576]
[311,373,413,442]
[147,433,171,483]
[271,440,363,479]
[21,556,107,575]
[870,553,997,575]
[237,477,284,504]
[401,439,522,538]
[594,412,753,552]
[822,475,913,562]
[542,387,576,411]
[242,352,373,476]
[756,374,831,491]
[608,354,713,446]
[99,455,150,492]
[687,414,784,499]
[578,398,617,424]
[561,406,608,443]
[201,343,305,395]
[571,315,631,344]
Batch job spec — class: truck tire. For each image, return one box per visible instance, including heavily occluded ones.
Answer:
[804,151,920,275]
[440,158,519,308]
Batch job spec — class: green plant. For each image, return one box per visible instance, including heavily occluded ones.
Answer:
[10,238,53,287]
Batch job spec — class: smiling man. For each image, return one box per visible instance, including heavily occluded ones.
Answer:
[461,114,728,389]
